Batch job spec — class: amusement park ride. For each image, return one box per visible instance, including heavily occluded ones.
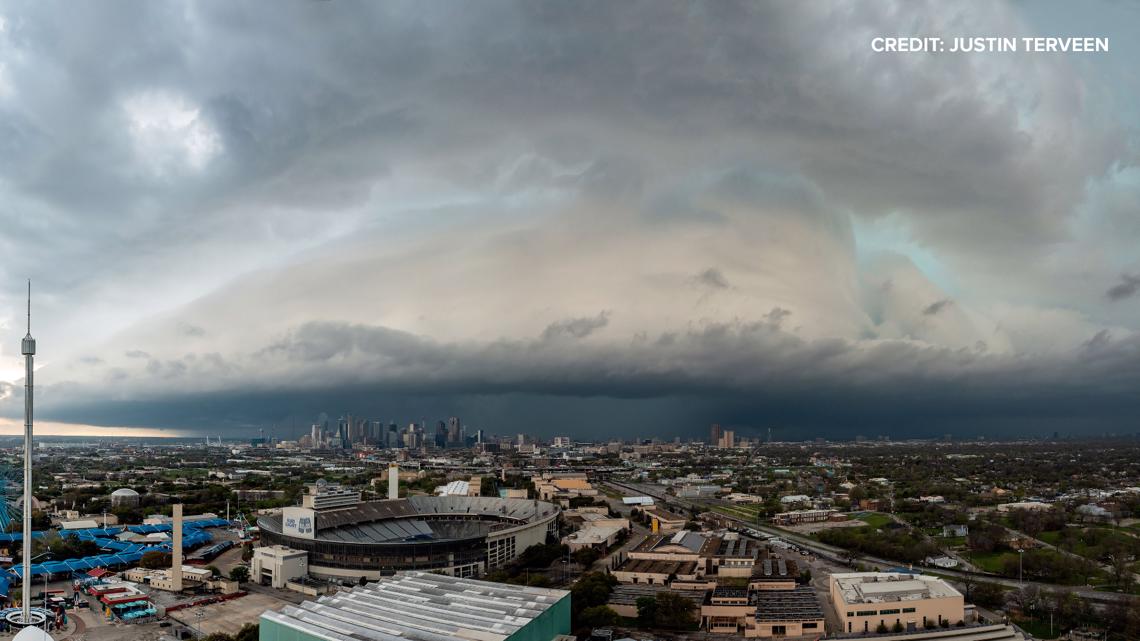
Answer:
[2,283,53,639]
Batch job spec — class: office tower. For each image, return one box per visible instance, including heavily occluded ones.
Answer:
[447,417,461,444]
[709,423,722,445]
[475,429,484,444]
[435,421,448,448]
[311,424,321,447]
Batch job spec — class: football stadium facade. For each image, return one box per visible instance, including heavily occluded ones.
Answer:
[257,494,560,581]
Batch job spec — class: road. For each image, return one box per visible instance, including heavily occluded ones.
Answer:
[592,486,653,572]
[599,479,1137,606]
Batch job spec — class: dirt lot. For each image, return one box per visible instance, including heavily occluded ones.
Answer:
[167,592,283,637]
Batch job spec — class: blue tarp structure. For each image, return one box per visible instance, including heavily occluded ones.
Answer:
[0,531,48,543]
[63,527,123,540]
[186,518,230,529]
[5,518,230,578]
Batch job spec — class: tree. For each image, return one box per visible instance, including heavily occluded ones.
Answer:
[526,574,552,587]
[205,565,222,578]
[572,547,602,567]
[140,551,172,569]
[571,572,617,627]
[579,606,621,628]
[229,565,250,583]
[959,574,976,602]
[971,582,1005,609]
[654,591,696,629]
[1108,550,1134,592]
[1006,585,1040,616]
[635,596,657,627]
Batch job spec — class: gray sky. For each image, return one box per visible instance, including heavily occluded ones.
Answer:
[1,1,1138,439]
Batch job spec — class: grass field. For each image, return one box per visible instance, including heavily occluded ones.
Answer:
[857,512,893,529]
[1036,526,1139,562]
[967,550,1017,573]
[709,503,765,522]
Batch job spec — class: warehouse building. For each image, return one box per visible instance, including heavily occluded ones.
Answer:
[830,572,965,634]
[259,571,570,641]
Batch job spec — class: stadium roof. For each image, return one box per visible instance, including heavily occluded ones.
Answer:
[261,571,569,641]
[260,496,559,544]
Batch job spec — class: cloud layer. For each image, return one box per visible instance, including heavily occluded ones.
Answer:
[0,1,1138,438]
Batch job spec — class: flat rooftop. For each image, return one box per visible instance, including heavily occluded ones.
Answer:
[752,557,799,580]
[261,571,569,641]
[619,558,699,576]
[608,584,707,608]
[633,531,717,555]
[714,537,759,558]
[566,524,624,545]
[754,587,825,622]
[832,572,961,605]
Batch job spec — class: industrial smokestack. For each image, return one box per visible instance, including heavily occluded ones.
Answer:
[172,504,183,592]
[388,463,399,500]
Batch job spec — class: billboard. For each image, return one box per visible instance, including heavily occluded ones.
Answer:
[282,506,316,540]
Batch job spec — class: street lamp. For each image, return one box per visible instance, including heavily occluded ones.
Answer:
[1016,549,1024,587]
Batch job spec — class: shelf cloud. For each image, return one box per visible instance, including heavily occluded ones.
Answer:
[0,1,1137,438]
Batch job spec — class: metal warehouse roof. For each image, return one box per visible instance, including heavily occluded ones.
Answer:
[262,571,569,641]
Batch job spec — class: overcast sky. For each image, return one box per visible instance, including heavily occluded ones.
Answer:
[1,1,1139,440]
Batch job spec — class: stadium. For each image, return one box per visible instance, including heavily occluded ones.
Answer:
[257,495,561,581]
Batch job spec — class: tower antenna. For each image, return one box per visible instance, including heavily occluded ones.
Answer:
[9,280,48,632]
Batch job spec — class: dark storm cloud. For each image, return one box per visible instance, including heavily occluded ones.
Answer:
[1083,329,1112,351]
[695,268,730,289]
[0,1,1137,438]
[1106,274,1140,301]
[764,307,791,328]
[540,313,611,341]
[177,322,206,337]
[24,319,1140,438]
[922,299,954,316]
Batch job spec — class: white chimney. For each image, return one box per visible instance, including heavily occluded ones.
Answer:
[172,504,183,592]
[388,463,399,500]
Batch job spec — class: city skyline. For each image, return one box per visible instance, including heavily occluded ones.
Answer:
[1,2,1140,439]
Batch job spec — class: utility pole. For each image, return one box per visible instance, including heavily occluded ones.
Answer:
[1017,549,1024,586]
